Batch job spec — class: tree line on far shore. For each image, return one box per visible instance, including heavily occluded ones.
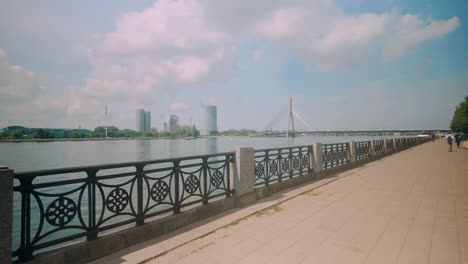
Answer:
[0,126,200,140]
[0,126,258,140]
[450,96,468,139]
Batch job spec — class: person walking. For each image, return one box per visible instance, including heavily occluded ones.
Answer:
[432,133,436,143]
[447,134,453,152]
[455,133,461,148]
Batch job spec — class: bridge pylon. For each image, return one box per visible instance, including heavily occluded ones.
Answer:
[287,97,295,137]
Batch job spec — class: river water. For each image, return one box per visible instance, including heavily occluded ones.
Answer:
[0,135,397,172]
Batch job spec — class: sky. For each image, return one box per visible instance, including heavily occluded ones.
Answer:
[0,0,466,131]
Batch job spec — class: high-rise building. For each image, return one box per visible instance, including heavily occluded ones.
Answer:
[145,111,151,132]
[163,122,168,133]
[200,105,217,136]
[168,115,179,133]
[136,109,151,133]
[136,109,145,132]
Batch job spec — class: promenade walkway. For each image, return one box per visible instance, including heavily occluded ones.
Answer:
[93,140,468,264]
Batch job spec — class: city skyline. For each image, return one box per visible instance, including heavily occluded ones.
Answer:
[0,1,467,131]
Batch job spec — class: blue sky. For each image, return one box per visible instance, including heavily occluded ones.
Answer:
[0,0,466,131]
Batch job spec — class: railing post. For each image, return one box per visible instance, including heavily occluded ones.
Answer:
[202,157,209,204]
[87,169,98,241]
[369,140,376,159]
[348,141,356,164]
[0,166,13,264]
[173,160,181,214]
[312,143,323,174]
[232,148,255,201]
[393,138,398,152]
[136,165,145,226]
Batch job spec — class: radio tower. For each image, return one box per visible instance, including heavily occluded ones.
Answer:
[287,97,295,137]
[105,104,108,139]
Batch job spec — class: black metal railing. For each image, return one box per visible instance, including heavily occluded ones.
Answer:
[373,140,384,156]
[386,139,394,152]
[254,146,312,187]
[402,138,408,149]
[395,138,402,149]
[355,141,371,161]
[12,152,234,261]
[322,143,349,170]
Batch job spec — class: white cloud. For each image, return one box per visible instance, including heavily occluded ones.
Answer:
[207,96,218,105]
[252,49,264,64]
[0,49,68,127]
[170,102,191,113]
[76,0,235,107]
[4,0,458,128]
[384,16,460,59]
[0,49,42,103]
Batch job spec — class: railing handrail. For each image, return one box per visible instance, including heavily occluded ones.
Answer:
[14,151,235,178]
[254,145,309,153]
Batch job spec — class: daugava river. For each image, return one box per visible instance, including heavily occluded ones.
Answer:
[1,135,398,172]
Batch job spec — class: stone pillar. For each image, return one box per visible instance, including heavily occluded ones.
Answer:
[307,145,314,174]
[382,139,388,154]
[393,138,398,151]
[0,166,13,264]
[232,148,255,206]
[312,143,323,174]
[348,141,356,164]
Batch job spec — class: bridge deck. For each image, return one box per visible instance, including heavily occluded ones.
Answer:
[93,140,468,264]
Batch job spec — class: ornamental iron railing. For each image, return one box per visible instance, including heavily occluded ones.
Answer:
[386,139,394,152]
[395,138,402,149]
[322,143,350,170]
[355,141,371,161]
[373,140,385,156]
[402,138,408,149]
[12,152,234,261]
[254,146,312,187]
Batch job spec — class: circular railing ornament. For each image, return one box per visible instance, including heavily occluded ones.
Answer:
[282,159,289,172]
[270,161,278,175]
[184,175,200,194]
[150,180,170,202]
[255,163,264,177]
[45,197,77,227]
[211,170,224,188]
[106,188,129,213]
[292,157,300,170]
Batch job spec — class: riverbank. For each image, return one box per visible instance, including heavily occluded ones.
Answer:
[0,135,253,143]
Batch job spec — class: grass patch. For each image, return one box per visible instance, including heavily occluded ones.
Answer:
[223,218,246,229]
[191,242,214,254]
[255,205,283,218]
[304,190,320,196]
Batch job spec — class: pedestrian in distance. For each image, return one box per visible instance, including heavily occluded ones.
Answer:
[447,134,453,152]
[432,133,435,143]
[454,133,461,148]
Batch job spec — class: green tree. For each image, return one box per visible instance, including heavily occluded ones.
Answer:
[34,129,55,139]
[8,130,23,139]
[450,96,468,133]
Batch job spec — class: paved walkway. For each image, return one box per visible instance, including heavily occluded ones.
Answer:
[93,140,468,264]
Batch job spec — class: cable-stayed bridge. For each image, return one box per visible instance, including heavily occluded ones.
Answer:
[260,97,449,137]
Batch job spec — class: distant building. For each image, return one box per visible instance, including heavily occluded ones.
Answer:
[145,111,151,132]
[136,109,145,132]
[136,109,151,133]
[200,105,218,136]
[163,122,168,133]
[169,115,179,133]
